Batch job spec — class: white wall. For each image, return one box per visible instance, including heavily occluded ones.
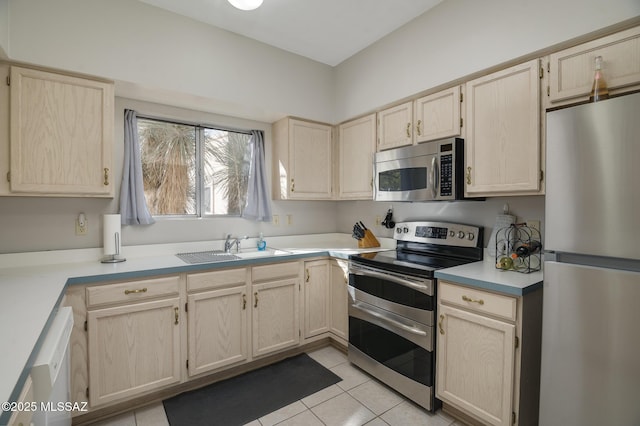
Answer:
[334,0,640,121]
[6,0,335,124]
[336,197,545,248]
[0,0,8,58]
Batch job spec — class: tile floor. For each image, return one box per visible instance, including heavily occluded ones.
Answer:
[91,346,463,426]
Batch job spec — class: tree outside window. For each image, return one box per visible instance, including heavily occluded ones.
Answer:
[138,117,251,217]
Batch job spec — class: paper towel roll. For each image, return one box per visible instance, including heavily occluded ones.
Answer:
[103,214,122,256]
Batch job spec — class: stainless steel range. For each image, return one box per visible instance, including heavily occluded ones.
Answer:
[348,221,483,411]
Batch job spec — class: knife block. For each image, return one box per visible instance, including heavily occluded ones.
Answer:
[358,230,380,248]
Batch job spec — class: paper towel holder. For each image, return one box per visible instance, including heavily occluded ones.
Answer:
[101,231,126,263]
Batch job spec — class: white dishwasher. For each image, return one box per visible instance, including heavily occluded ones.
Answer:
[31,306,74,426]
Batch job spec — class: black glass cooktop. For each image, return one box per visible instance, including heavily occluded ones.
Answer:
[350,249,475,277]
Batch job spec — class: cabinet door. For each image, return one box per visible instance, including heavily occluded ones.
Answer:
[87,297,181,406]
[436,304,516,426]
[338,114,376,199]
[377,101,413,151]
[548,26,640,106]
[9,66,114,196]
[465,60,541,195]
[303,260,330,338]
[252,278,300,357]
[329,259,348,340]
[187,286,248,377]
[289,119,332,199]
[414,86,462,143]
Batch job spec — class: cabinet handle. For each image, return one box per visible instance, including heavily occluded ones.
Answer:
[344,277,348,284]
[466,166,472,185]
[124,287,147,295]
[242,294,247,310]
[291,178,295,192]
[462,295,485,305]
[254,292,258,308]
[174,307,179,325]
[406,122,411,138]
[305,269,310,283]
[103,168,110,186]
[416,120,422,136]
[438,314,445,335]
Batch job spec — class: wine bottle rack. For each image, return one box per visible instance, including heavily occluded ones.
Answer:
[494,223,542,274]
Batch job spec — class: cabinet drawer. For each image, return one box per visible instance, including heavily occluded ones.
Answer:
[439,281,517,321]
[187,267,247,292]
[252,261,299,282]
[86,276,180,308]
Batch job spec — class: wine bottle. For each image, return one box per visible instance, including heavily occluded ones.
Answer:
[496,256,514,270]
[511,241,542,258]
[589,56,609,102]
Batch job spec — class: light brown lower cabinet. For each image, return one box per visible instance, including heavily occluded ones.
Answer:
[436,280,542,426]
[87,296,182,407]
[64,257,348,419]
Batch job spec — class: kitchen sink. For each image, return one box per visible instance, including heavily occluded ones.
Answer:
[235,248,290,259]
[176,251,240,264]
[176,248,290,264]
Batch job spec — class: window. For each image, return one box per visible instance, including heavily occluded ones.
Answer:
[138,117,252,217]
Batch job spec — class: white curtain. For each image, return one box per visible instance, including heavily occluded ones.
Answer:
[242,130,273,222]
[119,109,155,225]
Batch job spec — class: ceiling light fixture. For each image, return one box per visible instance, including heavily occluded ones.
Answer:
[228,0,263,11]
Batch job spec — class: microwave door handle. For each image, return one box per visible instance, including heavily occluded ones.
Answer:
[431,156,439,199]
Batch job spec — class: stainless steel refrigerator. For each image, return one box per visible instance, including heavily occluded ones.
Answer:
[541,91,640,425]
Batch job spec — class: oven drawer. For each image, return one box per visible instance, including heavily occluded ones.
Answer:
[439,281,517,321]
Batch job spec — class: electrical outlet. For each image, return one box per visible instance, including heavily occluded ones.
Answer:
[273,214,280,226]
[76,214,88,236]
[375,216,382,226]
[287,214,293,225]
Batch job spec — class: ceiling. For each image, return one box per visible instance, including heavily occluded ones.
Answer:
[138,0,443,66]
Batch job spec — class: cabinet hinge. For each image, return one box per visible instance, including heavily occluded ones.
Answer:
[186,359,189,369]
[540,170,544,182]
[84,320,88,332]
[86,387,89,398]
[459,92,463,103]
[515,336,520,349]
[547,86,550,97]
[6,171,10,182]
[512,411,516,424]
[5,75,9,86]
[460,117,463,128]
[547,61,550,73]
[185,302,188,312]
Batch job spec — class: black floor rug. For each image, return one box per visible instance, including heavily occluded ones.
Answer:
[163,353,342,426]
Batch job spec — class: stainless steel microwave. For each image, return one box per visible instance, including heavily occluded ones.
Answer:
[374,137,470,202]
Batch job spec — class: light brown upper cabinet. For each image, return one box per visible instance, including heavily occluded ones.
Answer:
[338,113,376,199]
[546,26,640,108]
[272,117,333,200]
[414,86,463,143]
[377,101,413,151]
[4,66,114,197]
[464,60,542,196]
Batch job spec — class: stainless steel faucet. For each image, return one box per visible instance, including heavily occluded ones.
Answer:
[224,234,248,253]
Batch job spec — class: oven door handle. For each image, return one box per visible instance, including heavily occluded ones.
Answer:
[351,267,431,294]
[431,156,438,199]
[351,302,427,337]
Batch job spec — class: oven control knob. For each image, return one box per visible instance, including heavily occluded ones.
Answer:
[449,230,455,238]
[402,227,409,234]
[396,227,402,234]
[458,231,465,239]
[467,232,475,241]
